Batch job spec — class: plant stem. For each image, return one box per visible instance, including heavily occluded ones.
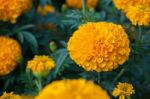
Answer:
[27,72,33,88]
[35,76,42,92]
[113,68,126,82]
[97,72,101,85]
[120,11,125,23]
[82,0,86,15]
[138,26,142,45]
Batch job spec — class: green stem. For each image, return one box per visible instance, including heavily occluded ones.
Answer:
[138,26,142,45]
[35,76,42,92]
[113,68,126,82]
[97,72,101,85]
[120,11,125,23]
[27,72,33,87]
[82,0,86,15]
[135,26,143,52]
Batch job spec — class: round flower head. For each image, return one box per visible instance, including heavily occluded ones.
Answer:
[0,92,22,99]
[0,0,32,23]
[125,3,150,26]
[67,22,130,72]
[0,36,22,76]
[37,4,55,16]
[113,0,138,10]
[27,55,55,77]
[113,82,135,99]
[66,0,98,9]
[35,79,110,99]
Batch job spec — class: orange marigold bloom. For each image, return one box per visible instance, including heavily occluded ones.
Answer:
[35,79,110,99]
[125,4,150,26]
[67,22,130,72]
[37,4,55,16]
[113,0,150,25]
[113,0,138,10]
[66,0,98,9]
[0,36,22,76]
[0,0,32,23]
[112,82,135,99]
[27,55,55,77]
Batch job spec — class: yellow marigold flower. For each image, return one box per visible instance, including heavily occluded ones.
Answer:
[0,92,22,99]
[0,0,32,23]
[112,82,135,99]
[27,55,55,77]
[66,0,98,9]
[113,0,137,10]
[125,4,150,26]
[37,4,55,16]
[0,36,22,76]
[21,95,35,99]
[35,79,110,99]
[67,22,130,72]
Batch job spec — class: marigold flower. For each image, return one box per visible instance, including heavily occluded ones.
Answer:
[67,22,130,72]
[0,92,22,99]
[37,4,55,16]
[27,55,55,77]
[35,79,110,99]
[112,82,135,99]
[125,4,150,26]
[113,0,150,25]
[0,36,22,76]
[113,0,138,10]
[0,0,32,23]
[66,0,98,9]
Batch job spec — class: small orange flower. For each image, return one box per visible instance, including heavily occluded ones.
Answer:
[66,0,98,9]
[113,82,135,99]
[37,4,55,16]
[27,55,55,77]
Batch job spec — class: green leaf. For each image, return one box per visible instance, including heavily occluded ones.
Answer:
[22,31,38,53]
[16,24,34,32]
[17,32,24,44]
[53,49,68,78]
[39,0,51,6]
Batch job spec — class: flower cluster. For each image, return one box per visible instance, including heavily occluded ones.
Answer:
[0,36,22,76]
[113,82,135,99]
[0,0,32,23]
[67,22,130,72]
[66,0,98,9]
[27,55,55,77]
[113,0,150,25]
[35,79,110,99]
